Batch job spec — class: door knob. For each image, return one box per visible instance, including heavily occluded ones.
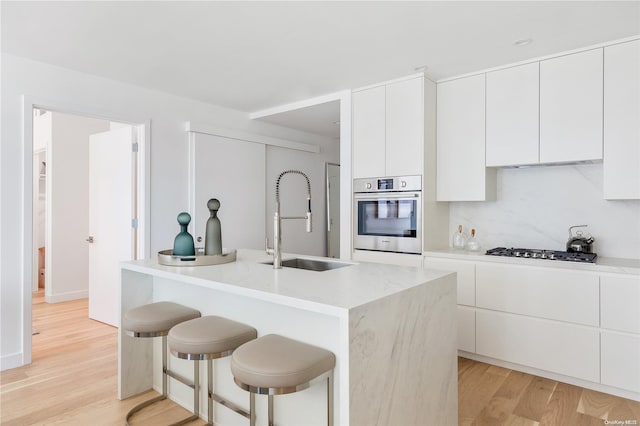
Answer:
[86,236,94,243]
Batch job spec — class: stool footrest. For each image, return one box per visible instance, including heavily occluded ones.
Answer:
[166,368,195,389]
[211,392,251,419]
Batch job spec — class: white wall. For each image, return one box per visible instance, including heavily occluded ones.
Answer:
[47,112,110,302]
[449,163,640,259]
[265,143,340,257]
[0,53,336,370]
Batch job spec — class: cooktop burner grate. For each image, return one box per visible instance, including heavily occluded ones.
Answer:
[485,247,597,263]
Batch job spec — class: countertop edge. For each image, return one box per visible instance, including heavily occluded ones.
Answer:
[423,249,640,275]
[122,261,351,318]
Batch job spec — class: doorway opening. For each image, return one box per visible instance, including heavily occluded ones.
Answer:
[249,92,351,259]
[27,104,148,364]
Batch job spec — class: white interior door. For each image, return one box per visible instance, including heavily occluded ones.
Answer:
[327,163,340,258]
[88,126,134,326]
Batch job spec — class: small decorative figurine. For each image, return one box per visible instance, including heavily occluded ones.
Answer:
[173,212,195,256]
[205,199,222,255]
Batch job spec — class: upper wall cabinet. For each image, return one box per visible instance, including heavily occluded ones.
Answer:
[603,40,640,200]
[540,49,604,163]
[352,85,386,178]
[437,74,495,201]
[352,77,423,178]
[385,77,424,177]
[486,62,540,167]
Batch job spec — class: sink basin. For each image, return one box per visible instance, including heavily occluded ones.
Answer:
[263,258,352,272]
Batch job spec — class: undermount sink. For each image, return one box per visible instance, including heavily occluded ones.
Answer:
[263,258,352,272]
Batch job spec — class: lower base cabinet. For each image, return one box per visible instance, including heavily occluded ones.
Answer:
[601,332,640,393]
[457,306,475,353]
[476,309,600,383]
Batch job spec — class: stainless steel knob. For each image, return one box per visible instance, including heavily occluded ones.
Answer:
[366,183,372,189]
[86,236,94,243]
[401,180,407,188]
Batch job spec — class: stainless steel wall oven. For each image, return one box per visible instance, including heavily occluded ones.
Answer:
[353,175,422,254]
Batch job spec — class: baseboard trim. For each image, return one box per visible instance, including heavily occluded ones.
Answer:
[45,290,88,303]
[459,350,640,402]
[1,352,25,371]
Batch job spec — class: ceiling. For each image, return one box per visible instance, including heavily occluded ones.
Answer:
[2,1,639,137]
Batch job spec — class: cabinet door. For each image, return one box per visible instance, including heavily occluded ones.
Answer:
[423,257,475,306]
[601,274,640,334]
[486,62,539,166]
[352,86,385,178]
[457,306,475,353]
[437,74,494,201]
[476,310,600,383]
[385,77,423,176]
[604,40,640,199]
[540,49,603,163]
[601,332,640,393]
[476,263,599,326]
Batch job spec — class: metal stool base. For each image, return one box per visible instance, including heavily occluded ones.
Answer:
[125,335,202,426]
[233,371,333,426]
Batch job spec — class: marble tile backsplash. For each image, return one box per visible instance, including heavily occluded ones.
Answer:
[449,163,640,259]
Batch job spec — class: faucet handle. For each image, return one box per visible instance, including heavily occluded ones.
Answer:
[265,237,274,255]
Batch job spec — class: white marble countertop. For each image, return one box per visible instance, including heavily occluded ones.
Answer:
[122,249,453,316]
[424,249,640,275]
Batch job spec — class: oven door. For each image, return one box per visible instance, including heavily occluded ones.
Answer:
[353,191,422,254]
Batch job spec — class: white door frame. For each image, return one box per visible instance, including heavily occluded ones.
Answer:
[22,95,150,365]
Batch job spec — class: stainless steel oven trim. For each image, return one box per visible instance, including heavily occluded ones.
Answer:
[353,191,421,200]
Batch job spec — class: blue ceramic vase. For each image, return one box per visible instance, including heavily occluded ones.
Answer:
[173,212,195,256]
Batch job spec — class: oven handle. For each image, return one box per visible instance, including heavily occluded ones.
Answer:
[354,191,421,200]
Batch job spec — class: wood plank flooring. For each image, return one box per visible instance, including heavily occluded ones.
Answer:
[1,293,639,425]
[458,357,640,425]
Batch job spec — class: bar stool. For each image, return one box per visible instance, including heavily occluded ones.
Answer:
[168,316,258,425]
[231,334,336,426]
[123,301,201,426]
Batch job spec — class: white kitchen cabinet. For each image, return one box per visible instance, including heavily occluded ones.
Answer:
[601,332,640,393]
[486,62,540,166]
[601,274,640,334]
[604,40,640,199]
[352,86,386,178]
[476,263,599,326]
[540,48,604,163]
[437,74,495,201]
[385,77,423,177]
[476,309,600,383]
[352,76,424,179]
[423,257,475,306]
[457,305,475,353]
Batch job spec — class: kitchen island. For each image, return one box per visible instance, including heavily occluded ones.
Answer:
[119,249,457,426]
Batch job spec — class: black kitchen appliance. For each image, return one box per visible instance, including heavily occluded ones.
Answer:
[485,247,597,263]
[566,225,595,253]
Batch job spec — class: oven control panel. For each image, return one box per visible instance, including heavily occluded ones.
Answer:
[354,175,422,193]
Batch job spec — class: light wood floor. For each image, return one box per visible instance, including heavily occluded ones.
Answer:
[1,293,639,425]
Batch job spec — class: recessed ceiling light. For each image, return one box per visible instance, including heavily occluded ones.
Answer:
[514,38,533,47]
[414,65,428,73]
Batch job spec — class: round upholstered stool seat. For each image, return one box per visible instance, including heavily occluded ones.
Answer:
[124,301,201,337]
[232,334,336,393]
[169,316,257,359]
[168,316,258,425]
[231,334,336,426]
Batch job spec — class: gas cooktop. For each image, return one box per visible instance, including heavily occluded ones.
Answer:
[486,247,597,263]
